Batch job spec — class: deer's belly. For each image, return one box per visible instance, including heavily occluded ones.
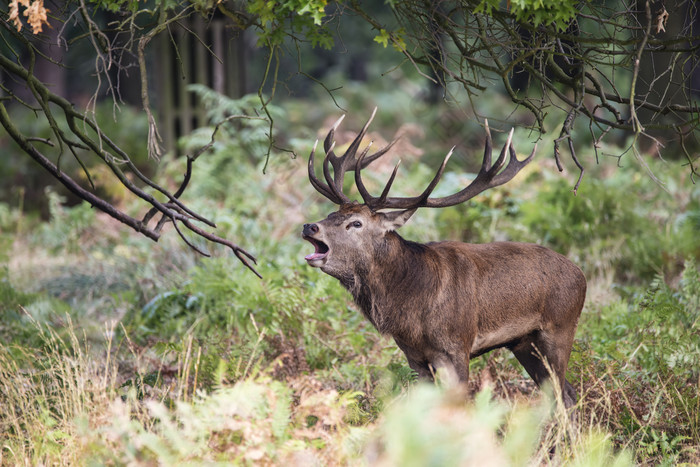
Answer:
[470,316,540,355]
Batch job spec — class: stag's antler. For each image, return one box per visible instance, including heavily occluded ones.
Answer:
[308,107,398,205]
[308,110,536,210]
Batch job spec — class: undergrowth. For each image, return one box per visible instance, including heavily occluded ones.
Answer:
[1,92,699,465]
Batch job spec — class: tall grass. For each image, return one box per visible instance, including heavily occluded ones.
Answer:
[0,314,119,464]
[1,89,699,464]
[0,311,639,466]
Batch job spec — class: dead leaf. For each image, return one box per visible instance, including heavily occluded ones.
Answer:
[656,7,669,34]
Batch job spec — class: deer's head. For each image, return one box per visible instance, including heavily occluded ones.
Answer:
[302,108,535,277]
[302,202,415,277]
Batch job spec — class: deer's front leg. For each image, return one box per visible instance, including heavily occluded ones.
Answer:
[406,358,434,381]
[395,339,435,382]
[431,353,469,387]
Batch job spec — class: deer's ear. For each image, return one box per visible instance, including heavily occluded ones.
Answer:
[379,209,416,231]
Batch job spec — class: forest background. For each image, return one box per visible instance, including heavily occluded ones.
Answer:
[1,0,700,465]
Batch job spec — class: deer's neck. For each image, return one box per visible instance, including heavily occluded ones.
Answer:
[342,232,437,333]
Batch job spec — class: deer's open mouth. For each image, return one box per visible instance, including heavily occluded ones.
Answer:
[303,235,330,265]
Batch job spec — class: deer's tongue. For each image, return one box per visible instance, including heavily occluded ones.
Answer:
[305,252,326,261]
[304,238,329,261]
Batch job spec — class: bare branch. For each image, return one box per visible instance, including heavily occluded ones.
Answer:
[343,0,700,179]
[0,20,261,277]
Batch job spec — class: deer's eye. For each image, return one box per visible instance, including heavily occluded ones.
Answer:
[347,220,362,229]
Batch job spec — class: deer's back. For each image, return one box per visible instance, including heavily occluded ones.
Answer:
[425,241,586,343]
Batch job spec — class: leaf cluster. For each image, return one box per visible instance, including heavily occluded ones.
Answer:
[2,83,700,463]
[247,0,334,48]
[475,0,582,31]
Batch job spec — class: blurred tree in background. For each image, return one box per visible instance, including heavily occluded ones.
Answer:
[2,0,699,274]
[351,0,700,191]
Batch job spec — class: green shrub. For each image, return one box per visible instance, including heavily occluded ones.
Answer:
[583,259,700,378]
[364,384,633,466]
[3,87,700,464]
[0,102,150,212]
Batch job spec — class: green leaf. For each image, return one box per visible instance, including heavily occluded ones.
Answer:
[374,29,390,48]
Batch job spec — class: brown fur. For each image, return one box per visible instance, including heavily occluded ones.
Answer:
[303,203,586,408]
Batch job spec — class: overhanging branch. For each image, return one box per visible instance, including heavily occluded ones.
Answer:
[0,19,261,277]
[360,0,700,181]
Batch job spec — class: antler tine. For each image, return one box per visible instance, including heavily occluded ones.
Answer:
[493,140,537,185]
[488,128,514,179]
[332,107,377,186]
[306,117,349,205]
[411,147,455,204]
[424,127,530,208]
[354,142,376,204]
[322,140,350,203]
[316,108,382,204]
[309,111,534,211]
[377,160,401,206]
[481,119,493,173]
[308,140,330,198]
[323,114,346,161]
[308,139,345,203]
[358,137,399,170]
[367,146,454,210]
[310,109,395,206]
[377,126,533,210]
[354,140,402,208]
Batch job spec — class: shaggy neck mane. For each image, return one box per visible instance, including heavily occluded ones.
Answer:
[341,231,437,333]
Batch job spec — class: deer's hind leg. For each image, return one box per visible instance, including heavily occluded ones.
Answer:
[509,331,577,409]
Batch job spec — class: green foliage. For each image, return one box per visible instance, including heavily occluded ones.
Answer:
[0,241,77,348]
[126,254,382,384]
[2,88,700,463]
[247,0,333,48]
[474,0,583,30]
[575,259,700,460]
[370,385,508,465]
[639,429,689,464]
[584,260,700,379]
[176,87,282,198]
[35,188,96,253]
[0,265,40,343]
[0,202,27,235]
[187,85,277,148]
[433,176,520,244]
[87,0,187,14]
[368,384,633,466]
[0,314,116,465]
[0,101,150,212]
[88,0,141,13]
[511,168,698,281]
[373,28,407,52]
[106,379,294,463]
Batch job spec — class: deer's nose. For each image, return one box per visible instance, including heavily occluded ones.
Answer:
[303,223,319,236]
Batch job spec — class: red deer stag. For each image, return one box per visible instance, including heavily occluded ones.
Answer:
[302,109,586,409]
